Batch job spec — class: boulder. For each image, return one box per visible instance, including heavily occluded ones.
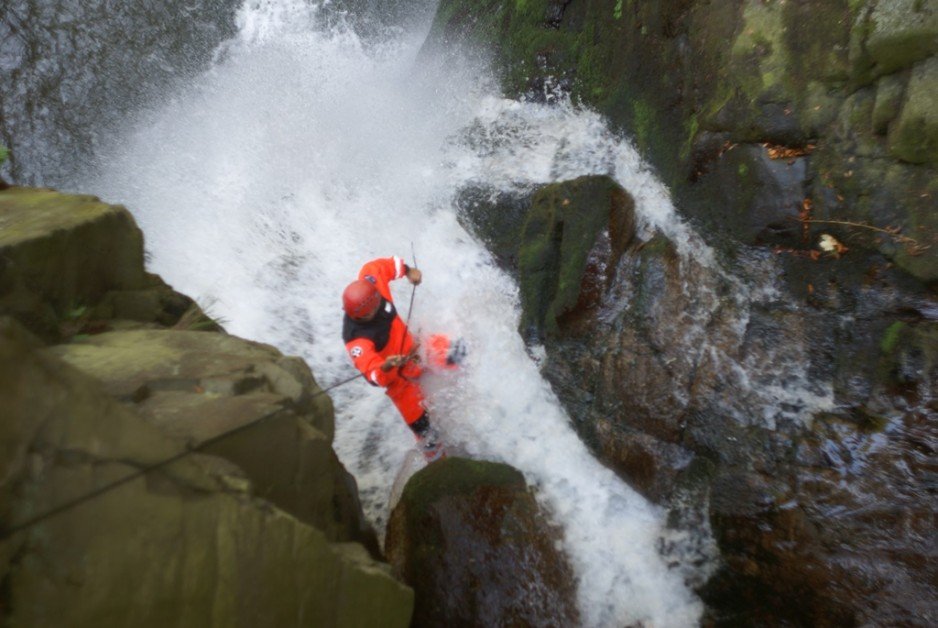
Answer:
[385,458,578,627]
[46,329,375,549]
[0,318,414,627]
[889,56,938,163]
[864,0,938,79]
[518,175,635,336]
[0,187,205,341]
[456,176,636,337]
[455,186,532,271]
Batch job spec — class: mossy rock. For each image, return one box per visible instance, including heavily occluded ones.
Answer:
[44,329,377,547]
[889,56,938,164]
[875,320,938,399]
[689,142,808,246]
[454,185,532,271]
[518,175,635,336]
[385,457,578,627]
[1,318,413,627]
[872,73,907,135]
[865,0,938,79]
[0,187,157,341]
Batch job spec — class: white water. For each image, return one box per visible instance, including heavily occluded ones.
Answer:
[83,2,706,625]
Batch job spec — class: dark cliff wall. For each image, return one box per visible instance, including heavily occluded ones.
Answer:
[426,0,937,283]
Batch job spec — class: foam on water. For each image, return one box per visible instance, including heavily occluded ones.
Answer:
[83,2,711,625]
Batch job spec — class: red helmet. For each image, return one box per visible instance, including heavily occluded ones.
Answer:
[343,280,381,319]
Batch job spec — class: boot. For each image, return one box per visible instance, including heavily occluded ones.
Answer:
[418,425,446,463]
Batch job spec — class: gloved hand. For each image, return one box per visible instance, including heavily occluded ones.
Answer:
[381,354,408,371]
[406,267,422,285]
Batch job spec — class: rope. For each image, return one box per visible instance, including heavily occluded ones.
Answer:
[398,242,418,359]
[0,370,363,542]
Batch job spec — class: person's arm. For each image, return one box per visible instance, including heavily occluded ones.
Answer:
[346,339,397,387]
[359,256,421,288]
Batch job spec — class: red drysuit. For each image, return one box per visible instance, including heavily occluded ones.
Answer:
[342,256,426,424]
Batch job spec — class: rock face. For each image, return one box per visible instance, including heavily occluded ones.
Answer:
[456,175,937,625]
[385,458,579,627]
[0,319,413,627]
[429,1,936,623]
[425,0,938,282]
[0,187,413,625]
[0,0,242,187]
[46,329,377,550]
[459,175,636,337]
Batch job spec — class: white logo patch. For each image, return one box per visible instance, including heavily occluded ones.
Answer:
[350,346,363,358]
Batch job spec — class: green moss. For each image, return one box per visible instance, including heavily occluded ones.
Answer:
[632,99,655,154]
[0,188,124,247]
[403,458,523,508]
[880,321,907,353]
[0,144,8,165]
[614,0,623,20]
[681,114,699,161]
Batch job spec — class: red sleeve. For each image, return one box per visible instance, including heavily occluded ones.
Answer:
[358,256,408,298]
[345,338,396,387]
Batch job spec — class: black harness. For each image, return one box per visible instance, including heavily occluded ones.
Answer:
[343,298,397,352]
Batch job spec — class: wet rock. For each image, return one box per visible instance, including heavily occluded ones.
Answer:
[475,173,937,623]
[426,0,938,280]
[456,175,637,337]
[687,143,808,247]
[518,175,636,337]
[385,458,578,628]
[0,0,241,186]
[455,185,532,271]
[429,0,938,622]
[0,318,414,627]
[872,73,907,136]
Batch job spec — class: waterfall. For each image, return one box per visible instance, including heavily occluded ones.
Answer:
[68,1,710,625]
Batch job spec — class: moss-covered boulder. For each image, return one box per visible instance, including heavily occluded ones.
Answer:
[0,318,413,627]
[0,187,203,341]
[889,55,938,163]
[861,0,938,80]
[385,458,578,627]
[519,175,635,336]
[456,176,636,337]
[46,329,375,549]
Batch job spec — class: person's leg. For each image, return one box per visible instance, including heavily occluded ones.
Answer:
[385,376,426,425]
[386,379,444,462]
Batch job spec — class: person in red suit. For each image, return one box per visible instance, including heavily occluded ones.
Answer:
[342,256,444,461]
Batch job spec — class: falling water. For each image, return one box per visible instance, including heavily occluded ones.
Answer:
[76,1,716,625]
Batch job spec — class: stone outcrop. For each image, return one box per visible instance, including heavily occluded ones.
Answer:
[385,458,579,627]
[0,187,207,342]
[46,329,377,551]
[0,187,413,625]
[1,319,413,627]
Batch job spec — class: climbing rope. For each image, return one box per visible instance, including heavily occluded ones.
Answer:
[0,370,363,542]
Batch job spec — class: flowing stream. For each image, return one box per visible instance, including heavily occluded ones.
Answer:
[66,1,717,625]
